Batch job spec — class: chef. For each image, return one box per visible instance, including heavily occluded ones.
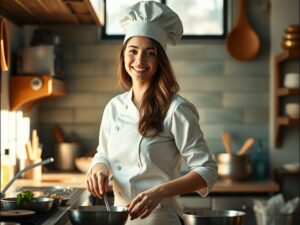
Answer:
[87,1,218,225]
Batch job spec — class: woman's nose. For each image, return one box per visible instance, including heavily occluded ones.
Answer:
[136,52,145,63]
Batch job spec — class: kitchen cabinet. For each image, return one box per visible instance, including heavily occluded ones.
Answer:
[274,50,300,147]
[0,0,104,26]
[10,75,66,112]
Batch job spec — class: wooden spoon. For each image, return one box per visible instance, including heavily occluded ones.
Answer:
[226,0,260,60]
[0,18,10,71]
[221,132,232,154]
[237,138,254,155]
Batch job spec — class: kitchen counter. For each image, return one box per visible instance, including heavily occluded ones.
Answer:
[1,172,280,225]
[1,172,280,194]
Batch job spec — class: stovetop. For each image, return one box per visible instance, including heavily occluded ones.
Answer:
[0,186,86,225]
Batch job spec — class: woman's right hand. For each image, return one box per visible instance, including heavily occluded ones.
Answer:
[86,163,109,198]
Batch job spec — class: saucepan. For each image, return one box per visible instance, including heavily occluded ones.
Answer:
[68,206,128,225]
[183,209,246,225]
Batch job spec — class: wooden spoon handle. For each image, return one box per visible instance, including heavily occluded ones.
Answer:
[221,132,232,154]
[237,138,254,155]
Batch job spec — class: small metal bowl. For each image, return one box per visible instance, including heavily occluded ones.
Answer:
[183,209,246,225]
[68,206,128,225]
[1,197,54,212]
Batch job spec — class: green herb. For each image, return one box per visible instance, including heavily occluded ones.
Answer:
[16,190,34,205]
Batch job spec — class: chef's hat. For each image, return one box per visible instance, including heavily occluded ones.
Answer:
[120,1,183,50]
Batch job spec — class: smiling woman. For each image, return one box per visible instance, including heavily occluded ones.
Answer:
[102,0,227,40]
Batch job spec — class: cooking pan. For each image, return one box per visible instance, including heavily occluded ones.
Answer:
[1,197,54,212]
[68,206,128,225]
[183,209,246,225]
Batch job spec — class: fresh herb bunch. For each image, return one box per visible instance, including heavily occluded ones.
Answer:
[16,190,34,205]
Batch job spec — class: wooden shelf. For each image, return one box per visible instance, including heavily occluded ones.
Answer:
[0,0,103,26]
[10,75,66,112]
[276,88,300,96]
[274,50,300,147]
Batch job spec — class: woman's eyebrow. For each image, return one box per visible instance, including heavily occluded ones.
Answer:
[128,45,155,50]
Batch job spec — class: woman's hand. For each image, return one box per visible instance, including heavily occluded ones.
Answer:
[86,163,109,198]
[127,185,165,220]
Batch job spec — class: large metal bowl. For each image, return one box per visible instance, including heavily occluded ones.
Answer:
[68,206,128,225]
[1,197,54,212]
[183,209,246,225]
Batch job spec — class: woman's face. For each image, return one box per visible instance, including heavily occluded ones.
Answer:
[124,36,158,85]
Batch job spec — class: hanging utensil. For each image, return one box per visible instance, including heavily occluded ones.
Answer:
[0,17,10,71]
[237,138,255,155]
[226,0,260,60]
[221,132,232,154]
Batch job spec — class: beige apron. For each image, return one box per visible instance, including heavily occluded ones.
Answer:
[115,196,182,225]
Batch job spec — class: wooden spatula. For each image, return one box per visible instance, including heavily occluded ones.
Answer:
[221,132,232,154]
[237,138,255,155]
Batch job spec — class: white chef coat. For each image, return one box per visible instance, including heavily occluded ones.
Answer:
[90,90,218,225]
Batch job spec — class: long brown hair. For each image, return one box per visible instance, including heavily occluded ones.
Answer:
[118,38,180,137]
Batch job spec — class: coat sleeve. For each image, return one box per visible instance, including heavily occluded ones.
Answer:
[88,103,112,175]
[169,99,218,196]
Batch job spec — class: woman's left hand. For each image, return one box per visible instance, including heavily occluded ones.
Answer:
[127,185,165,220]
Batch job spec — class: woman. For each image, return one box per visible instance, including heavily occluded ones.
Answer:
[87,1,218,225]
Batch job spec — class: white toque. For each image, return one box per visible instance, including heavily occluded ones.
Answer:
[120,1,183,50]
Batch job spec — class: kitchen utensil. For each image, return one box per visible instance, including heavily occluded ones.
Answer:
[54,143,81,171]
[53,126,65,143]
[183,209,246,225]
[0,158,54,196]
[1,197,54,212]
[237,138,254,155]
[103,194,111,211]
[68,206,128,225]
[0,18,10,71]
[226,0,260,60]
[215,153,252,181]
[221,132,232,154]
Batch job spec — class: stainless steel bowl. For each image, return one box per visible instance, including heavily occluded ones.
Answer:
[1,197,54,212]
[68,206,128,225]
[183,209,246,225]
[215,153,252,181]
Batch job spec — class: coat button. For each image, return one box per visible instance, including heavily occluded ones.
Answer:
[115,125,119,131]
[116,165,121,171]
[125,105,128,109]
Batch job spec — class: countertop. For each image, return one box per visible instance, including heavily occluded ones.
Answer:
[1,172,280,195]
[0,172,280,225]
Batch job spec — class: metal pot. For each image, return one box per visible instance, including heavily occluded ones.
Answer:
[54,143,81,171]
[215,153,252,181]
[183,209,246,225]
[68,206,128,225]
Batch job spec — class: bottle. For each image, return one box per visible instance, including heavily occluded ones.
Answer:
[253,139,268,181]
[1,149,14,185]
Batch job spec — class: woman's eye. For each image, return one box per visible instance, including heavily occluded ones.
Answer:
[128,49,137,54]
[146,51,156,56]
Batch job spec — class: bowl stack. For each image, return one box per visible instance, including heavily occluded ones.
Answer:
[282,24,300,52]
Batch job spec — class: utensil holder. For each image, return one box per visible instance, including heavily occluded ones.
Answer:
[54,143,81,171]
[23,158,42,180]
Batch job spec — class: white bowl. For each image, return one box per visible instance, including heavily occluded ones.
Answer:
[75,157,93,173]
[284,73,299,88]
[285,103,300,118]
